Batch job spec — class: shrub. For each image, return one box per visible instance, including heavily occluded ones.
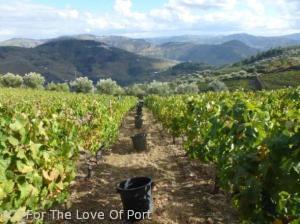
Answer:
[23,72,45,89]
[70,77,94,93]
[208,80,228,92]
[46,82,70,92]
[96,78,124,95]
[0,73,23,88]
[238,70,248,76]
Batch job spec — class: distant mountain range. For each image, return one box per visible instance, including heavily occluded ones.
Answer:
[146,33,300,49]
[0,33,300,85]
[2,33,300,50]
[0,34,260,65]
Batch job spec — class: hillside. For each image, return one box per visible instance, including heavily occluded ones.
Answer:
[96,38,258,65]
[0,39,175,85]
[168,45,300,91]
[156,40,258,65]
[95,37,258,65]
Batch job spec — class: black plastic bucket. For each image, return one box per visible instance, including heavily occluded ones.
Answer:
[135,114,142,119]
[131,133,147,151]
[136,107,143,116]
[135,118,143,129]
[138,100,144,107]
[117,177,153,221]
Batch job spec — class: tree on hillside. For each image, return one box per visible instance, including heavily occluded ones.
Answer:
[0,73,23,88]
[208,80,228,92]
[23,72,45,89]
[70,77,94,93]
[126,84,147,97]
[47,82,70,92]
[175,82,199,94]
[96,78,124,95]
[147,81,171,96]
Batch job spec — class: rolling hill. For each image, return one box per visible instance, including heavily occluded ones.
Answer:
[3,33,297,65]
[146,33,300,50]
[0,35,259,71]
[167,45,300,91]
[155,40,258,65]
[92,37,258,65]
[0,39,175,85]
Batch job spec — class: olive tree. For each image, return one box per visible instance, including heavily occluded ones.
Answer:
[70,77,94,93]
[147,81,171,96]
[47,82,70,92]
[96,78,124,95]
[0,73,23,88]
[175,82,199,94]
[208,80,228,92]
[125,84,147,97]
[23,72,45,89]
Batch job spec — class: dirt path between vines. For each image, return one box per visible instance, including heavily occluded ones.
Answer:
[52,109,238,224]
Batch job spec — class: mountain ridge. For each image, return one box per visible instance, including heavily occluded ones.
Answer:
[0,39,175,85]
[0,34,260,65]
[2,32,300,50]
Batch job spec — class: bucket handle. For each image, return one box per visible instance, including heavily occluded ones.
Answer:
[116,181,155,193]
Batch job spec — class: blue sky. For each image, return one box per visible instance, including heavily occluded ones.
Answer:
[0,0,300,40]
[30,0,167,13]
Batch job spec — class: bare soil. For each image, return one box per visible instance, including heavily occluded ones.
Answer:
[49,109,238,224]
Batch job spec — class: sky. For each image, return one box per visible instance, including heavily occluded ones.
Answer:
[0,0,300,40]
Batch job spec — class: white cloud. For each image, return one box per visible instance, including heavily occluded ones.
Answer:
[114,0,132,16]
[0,0,299,40]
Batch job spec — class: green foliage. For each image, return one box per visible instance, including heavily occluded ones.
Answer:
[260,71,300,90]
[146,87,300,223]
[126,84,147,97]
[162,62,212,76]
[70,77,94,93]
[23,72,45,89]
[0,88,136,223]
[0,73,23,88]
[208,80,228,92]
[147,80,172,96]
[243,48,285,64]
[46,82,70,92]
[223,78,257,91]
[96,78,124,95]
[175,83,199,94]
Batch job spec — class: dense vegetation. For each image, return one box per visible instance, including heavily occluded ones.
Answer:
[146,87,300,223]
[0,88,136,223]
